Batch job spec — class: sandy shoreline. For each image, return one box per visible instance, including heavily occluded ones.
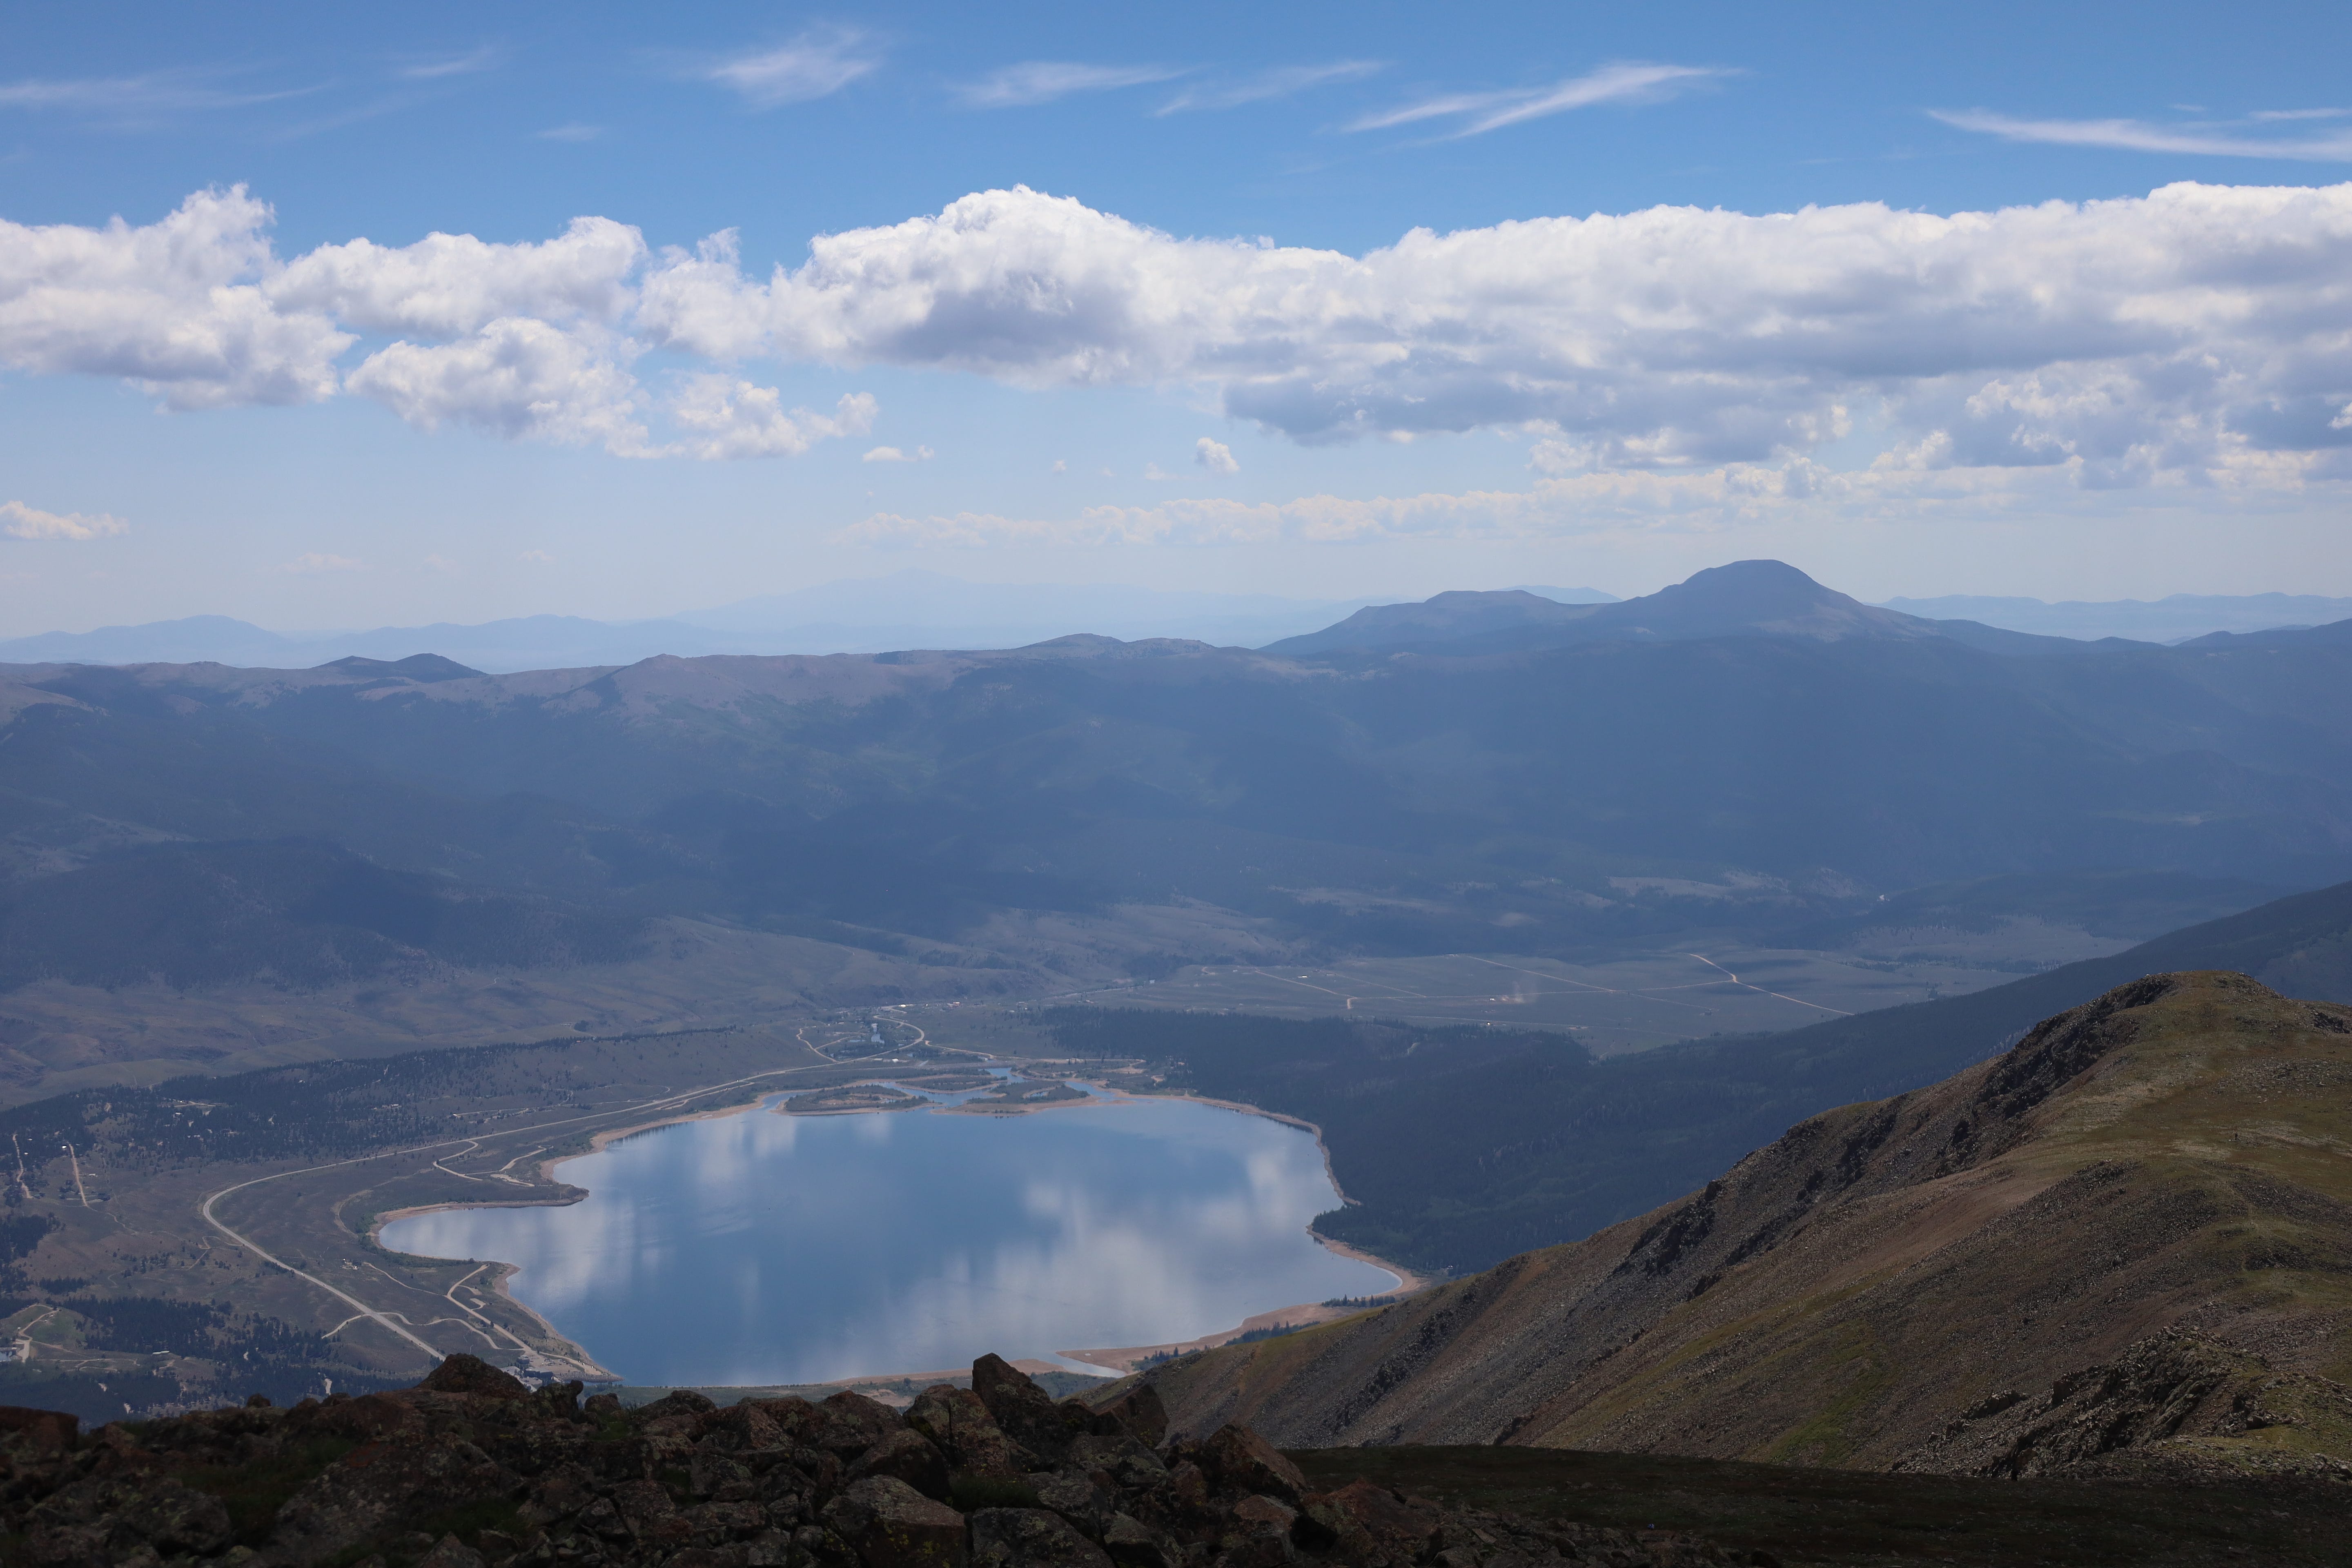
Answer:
[370,1065,1430,1388]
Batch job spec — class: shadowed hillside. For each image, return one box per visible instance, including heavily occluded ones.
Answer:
[1049,878,2352,1275]
[1140,971,2352,1481]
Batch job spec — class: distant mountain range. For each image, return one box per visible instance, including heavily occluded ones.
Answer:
[1877,590,2352,643]
[2,559,2348,993]
[8,575,2342,673]
[0,573,1618,673]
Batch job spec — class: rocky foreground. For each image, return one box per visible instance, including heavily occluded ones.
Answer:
[0,1353,1759,1568]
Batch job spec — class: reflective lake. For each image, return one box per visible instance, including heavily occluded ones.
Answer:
[379,1088,1394,1387]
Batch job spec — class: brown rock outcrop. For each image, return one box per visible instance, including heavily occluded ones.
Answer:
[0,1353,1749,1568]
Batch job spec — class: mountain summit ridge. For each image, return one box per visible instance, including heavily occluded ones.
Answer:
[1140,971,2352,1480]
[1266,560,2038,657]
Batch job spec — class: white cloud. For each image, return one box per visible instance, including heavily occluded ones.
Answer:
[1158,61,1383,115]
[0,500,127,540]
[0,69,317,117]
[1349,62,1730,137]
[423,552,458,574]
[705,30,878,108]
[536,123,601,143]
[960,62,1183,109]
[517,549,555,563]
[633,180,2352,482]
[1143,462,1174,481]
[397,47,499,82]
[838,453,2306,550]
[1934,109,2352,162]
[14,179,2352,488]
[0,186,348,407]
[271,215,644,339]
[1195,436,1238,474]
[862,444,932,462]
[666,381,875,460]
[280,552,369,572]
[345,317,649,452]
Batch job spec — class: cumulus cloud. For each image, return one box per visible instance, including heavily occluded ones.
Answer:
[271,215,644,338]
[346,317,648,451]
[1195,437,1238,474]
[1349,62,1731,136]
[0,500,127,540]
[1158,61,1382,115]
[633,180,2352,481]
[0,186,348,407]
[1934,109,2352,161]
[13,179,2352,486]
[862,444,932,462]
[705,30,878,108]
[667,381,874,460]
[960,62,1183,109]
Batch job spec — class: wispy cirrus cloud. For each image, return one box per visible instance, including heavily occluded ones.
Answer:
[0,68,321,118]
[396,46,500,82]
[1157,60,1383,114]
[958,62,1185,109]
[1349,61,1732,138]
[704,28,879,109]
[1933,107,2352,161]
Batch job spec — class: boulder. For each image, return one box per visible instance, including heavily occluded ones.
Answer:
[823,1475,969,1568]
[969,1506,1114,1568]
[806,1391,906,1458]
[1065,1434,1165,1490]
[852,1428,953,1501]
[0,1405,78,1450]
[415,1354,531,1401]
[26,1474,234,1566]
[1088,1385,1167,1448]
[1032,1470,1116,1539]
[284,1392,425,1444]
[907,1384,1036,1479]
[415,1535,490,1568]
[1200,1425,1309,1505]
[1225,1494,1300,1568]
[1102,1513,1181,1568]
[972,1356,1082,1463]
[1296,1481,1438,1568]
[270,1433,515,1566]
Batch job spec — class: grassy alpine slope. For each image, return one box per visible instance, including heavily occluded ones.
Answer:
[1049,877,2352,1276]
[1138,971,2352,1478]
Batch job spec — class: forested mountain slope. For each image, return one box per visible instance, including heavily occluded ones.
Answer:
[1141,972,2352,1481]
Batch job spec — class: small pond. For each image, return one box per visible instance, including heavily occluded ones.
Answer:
[378,1083,1394,1387]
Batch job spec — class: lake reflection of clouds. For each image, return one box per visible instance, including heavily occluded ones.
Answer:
[380,1096,1392,1387]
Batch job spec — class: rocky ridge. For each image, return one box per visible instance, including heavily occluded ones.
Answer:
[0,1352,1756,1568]
[1137,973,2352,1476]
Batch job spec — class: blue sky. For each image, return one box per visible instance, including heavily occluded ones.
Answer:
[4,0,2351,633]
